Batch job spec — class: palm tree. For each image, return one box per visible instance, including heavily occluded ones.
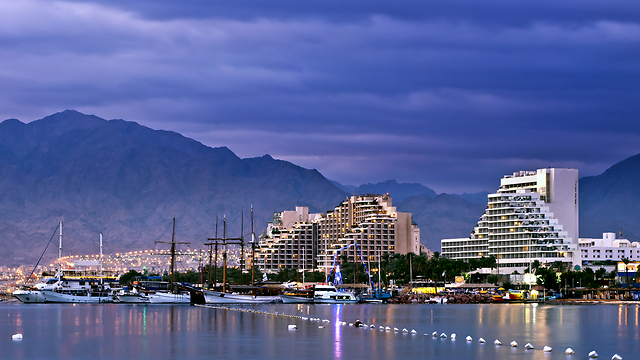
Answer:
[621,257,631,287]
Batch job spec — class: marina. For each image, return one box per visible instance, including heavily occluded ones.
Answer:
[2,302,639,360]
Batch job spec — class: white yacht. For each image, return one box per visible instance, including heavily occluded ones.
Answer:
[13,223,118,304]
[313,284,358,304]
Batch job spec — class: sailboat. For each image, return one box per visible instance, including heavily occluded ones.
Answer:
[146,217,191,304]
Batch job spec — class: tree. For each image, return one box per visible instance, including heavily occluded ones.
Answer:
[120,269,142,284]
[536,267,559,291]
[621,257,631,287]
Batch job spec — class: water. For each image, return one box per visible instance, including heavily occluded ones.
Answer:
[2,302,639,360]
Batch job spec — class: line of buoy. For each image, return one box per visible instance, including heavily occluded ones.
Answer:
[196,304,621,358]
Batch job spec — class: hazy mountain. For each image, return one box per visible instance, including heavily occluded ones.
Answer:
[451,192,490,205]
[0,110,347,266]
[329,180,357,194]
[579,153,640,241]
[396,194,486,252]
[337,179,438,202]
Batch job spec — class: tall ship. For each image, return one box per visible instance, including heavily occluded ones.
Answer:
[199,208,281,304]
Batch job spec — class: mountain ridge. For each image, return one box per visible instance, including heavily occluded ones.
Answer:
[0,110,348,266]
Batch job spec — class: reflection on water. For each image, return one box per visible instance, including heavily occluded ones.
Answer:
[2,303,640,360]
[333,305,342,359]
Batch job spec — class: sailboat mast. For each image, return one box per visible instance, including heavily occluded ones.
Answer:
[251,206,255,286]
[58,221,63,277]
[223,215,227,293]
[214,213,218,289]
[378,250,381,292]
[100,231,104,285]
[240,209,244,283]
[170,216,176,293]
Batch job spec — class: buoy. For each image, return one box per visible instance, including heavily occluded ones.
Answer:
[466,336,473,341]
[440,333,447,339]
[478,338,486,343]
[611,355,622,360]
[450,333,456,340]
[525,343,534,350]
[411,329,417,334]
[11,334,23,340]
[589,351,599,358]
[565,348,575,355]
[288,325,297,330]
[432,331,438,337]
[494,339,502,345]
[543,346,552,352]
[510,341,518,347]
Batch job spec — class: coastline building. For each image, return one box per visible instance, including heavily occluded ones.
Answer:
[441,168,580,274]
[579,232,640,265]
[255,195,421,274]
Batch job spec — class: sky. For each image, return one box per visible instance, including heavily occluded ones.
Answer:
[1,0,640,193]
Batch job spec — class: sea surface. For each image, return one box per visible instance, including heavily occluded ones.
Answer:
[1,301,639,360]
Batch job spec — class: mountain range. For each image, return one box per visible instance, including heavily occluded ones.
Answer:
[1,110,639,266]
[0,111,347,266]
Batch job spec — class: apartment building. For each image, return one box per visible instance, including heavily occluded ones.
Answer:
[256,195,420,274]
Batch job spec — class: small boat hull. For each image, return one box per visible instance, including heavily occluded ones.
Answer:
[280,294,314,303]
[147,292,190,304]
[13,290,47,303]
[203,290,281,304]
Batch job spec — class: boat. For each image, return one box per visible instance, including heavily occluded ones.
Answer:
[199,209,281,305]
[13,277,60,303]
[203,289,281,304]
[114,287,150,303]
[14,223,117,303]
[504,289,526,302]
[313,284,358,304]
[279,289,314,303]
[358,289,392,303]
[147,291,191,304]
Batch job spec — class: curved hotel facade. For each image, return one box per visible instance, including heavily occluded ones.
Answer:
[441,168,580,273]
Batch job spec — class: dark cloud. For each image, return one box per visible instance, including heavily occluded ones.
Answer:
[1,1,640,193]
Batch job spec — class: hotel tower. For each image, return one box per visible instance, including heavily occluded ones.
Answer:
[441,168,580,273]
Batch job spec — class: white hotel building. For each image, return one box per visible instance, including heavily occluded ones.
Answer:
[441,168,580,273]
[579,232,640,265]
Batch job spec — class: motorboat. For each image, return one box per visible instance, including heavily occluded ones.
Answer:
[114,287,151,303]
[313,284,358,304]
